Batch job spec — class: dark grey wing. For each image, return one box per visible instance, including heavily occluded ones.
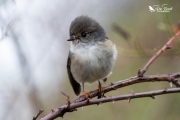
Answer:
[67,52,81,95]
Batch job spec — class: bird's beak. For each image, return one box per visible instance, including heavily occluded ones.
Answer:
[67,35,76,41]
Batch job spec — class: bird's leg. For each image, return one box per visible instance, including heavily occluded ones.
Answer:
[98,80,105,99]
[82,82,84,92]
[82,82,91,99]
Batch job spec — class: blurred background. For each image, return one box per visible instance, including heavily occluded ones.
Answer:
[0,0,180,120]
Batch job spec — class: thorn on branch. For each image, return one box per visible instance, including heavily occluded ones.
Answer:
[131,90,135,94]
[169,82,173,87]
[166,46,171,50]
[128,98,131,103]
[61,91,70,108]
[169,75,180,87]
[51,109,55,113]
[110,82,114,85]
[163,88,168,92]
[97,102,102,106]
[58,108,65,118]
[150,95,156,99]
[110,82,117,90]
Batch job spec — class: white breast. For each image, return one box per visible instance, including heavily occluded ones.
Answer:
[70,40,117,83]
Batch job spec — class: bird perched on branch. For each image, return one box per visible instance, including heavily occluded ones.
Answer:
[67,15,117,98]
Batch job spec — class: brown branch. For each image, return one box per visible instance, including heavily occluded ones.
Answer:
[39,73,180,120]
[40,88,180,120]
[71,72,180,103]
[33,109,44,120]
[138,31,180,77]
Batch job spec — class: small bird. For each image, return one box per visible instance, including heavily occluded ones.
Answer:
[67,15,117,97]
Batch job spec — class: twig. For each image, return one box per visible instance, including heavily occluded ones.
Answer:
[33,109,44,120]
[138,31,180,77]
[40,88,180,120]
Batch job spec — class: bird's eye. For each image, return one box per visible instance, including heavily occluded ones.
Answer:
[81,32,87,37]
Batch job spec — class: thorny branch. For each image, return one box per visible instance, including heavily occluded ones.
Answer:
[71,73,180,103]
[35,32,180,120]
[39,73,180,120]
[40,88,180,120]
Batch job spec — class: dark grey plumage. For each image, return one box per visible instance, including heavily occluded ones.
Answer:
[69,15,107,42]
